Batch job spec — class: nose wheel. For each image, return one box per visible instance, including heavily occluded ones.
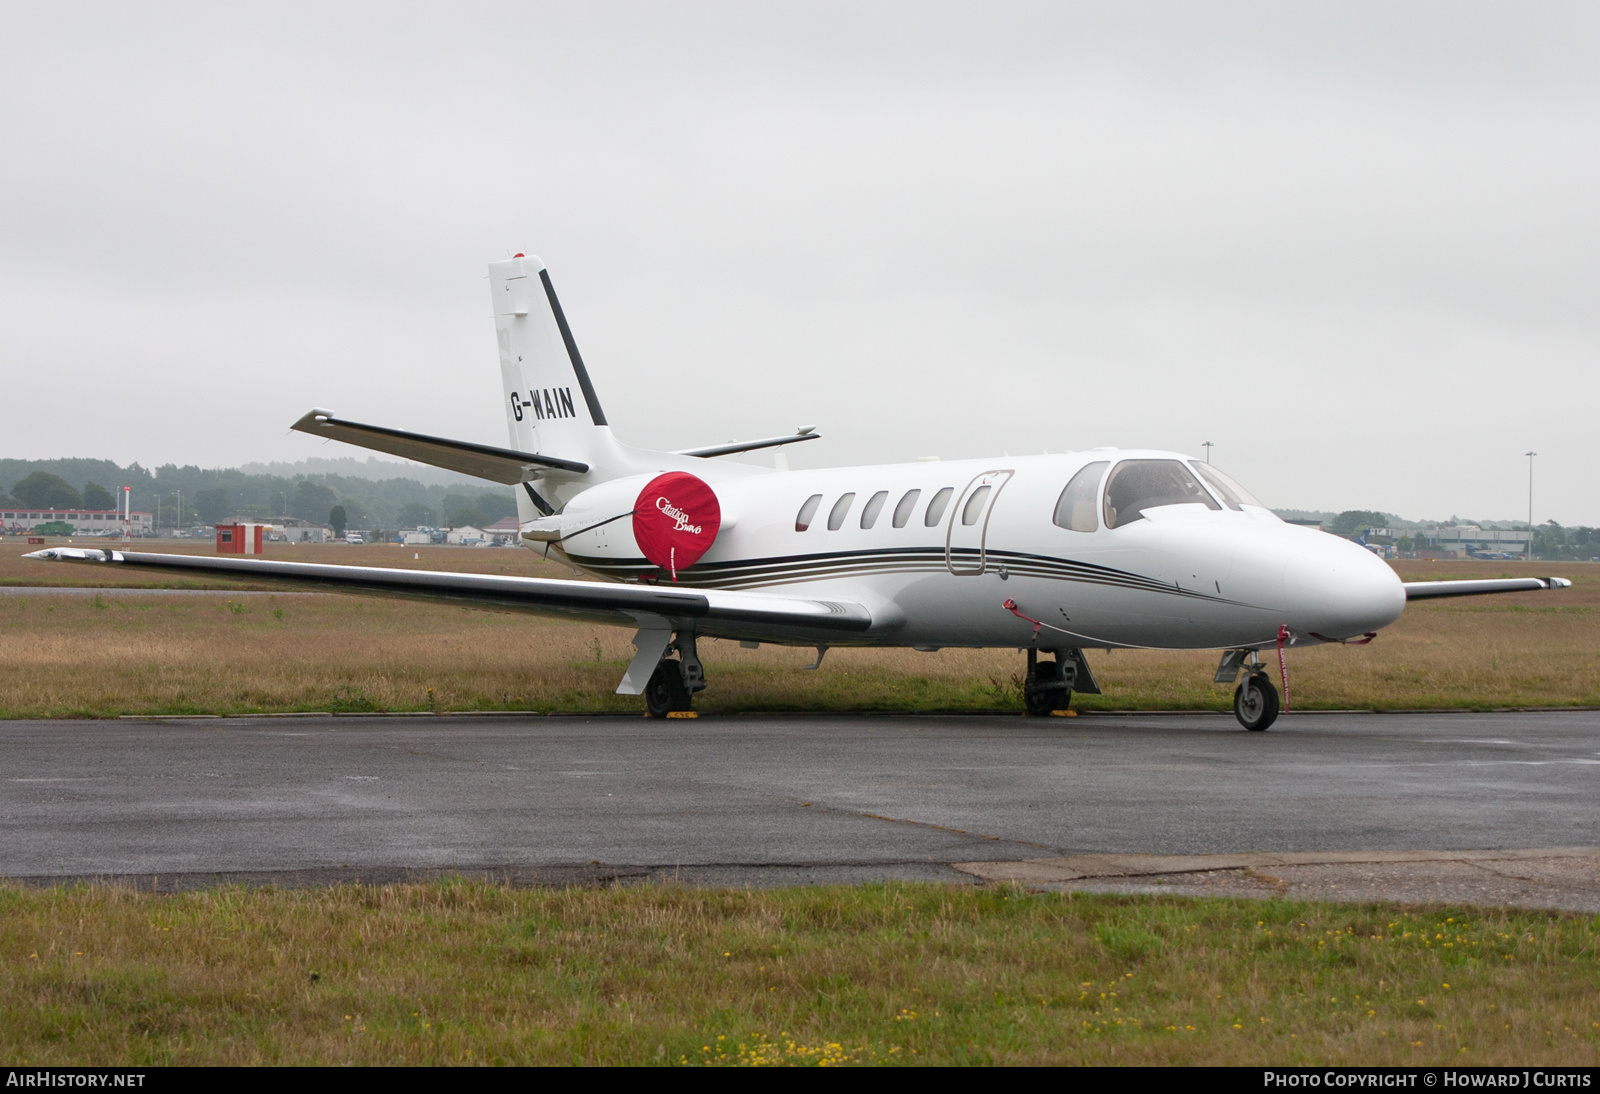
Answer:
[1233,673,1280,731]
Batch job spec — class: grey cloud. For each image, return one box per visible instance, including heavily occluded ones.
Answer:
[1,2,1596,522]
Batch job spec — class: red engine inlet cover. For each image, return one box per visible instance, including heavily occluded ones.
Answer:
[632,472,721,580]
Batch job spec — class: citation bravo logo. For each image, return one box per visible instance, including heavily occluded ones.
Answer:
[655,496,702,536]
[1264,1074,1591,1089]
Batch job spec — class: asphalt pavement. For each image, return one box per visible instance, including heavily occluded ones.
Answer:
[4,710,1599,906]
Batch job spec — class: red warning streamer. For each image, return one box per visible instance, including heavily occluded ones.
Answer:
[1003,598,1043,637]
[1276,624,1291,713]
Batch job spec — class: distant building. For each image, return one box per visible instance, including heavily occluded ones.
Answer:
[1417,525,1530,556]
[216,523,265,555]
[1,507,153,535]
[269,517,329,544]
[484,516,521,545]
[445,525,488,545]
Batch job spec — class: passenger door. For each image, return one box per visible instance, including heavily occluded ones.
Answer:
[945,470,1014,575]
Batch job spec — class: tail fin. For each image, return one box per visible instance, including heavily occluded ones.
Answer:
[491,255,611,450]
[491,255,639,519]
[490,255,738,523]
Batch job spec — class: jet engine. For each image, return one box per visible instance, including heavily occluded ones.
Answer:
[532,470,723,581]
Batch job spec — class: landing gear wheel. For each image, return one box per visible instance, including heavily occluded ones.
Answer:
[1233,673,1280,731]
[1023,654,1074,717]
[1025,686,1071,717]
[644,660,691,719]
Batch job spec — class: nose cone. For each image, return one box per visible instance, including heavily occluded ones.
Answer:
[1283,531,1405,640]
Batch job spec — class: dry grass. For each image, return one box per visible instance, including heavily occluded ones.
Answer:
[2,881,1597,1066]
[2,538,1596,716]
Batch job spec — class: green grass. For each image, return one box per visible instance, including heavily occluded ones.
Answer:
[4,881,1598,1065]
[4,544,1599,718]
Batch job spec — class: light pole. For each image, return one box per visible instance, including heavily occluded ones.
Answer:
[1202,441,1214,464]
[1526,451,1536,562]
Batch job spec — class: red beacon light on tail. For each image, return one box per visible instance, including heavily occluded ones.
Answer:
[632,472,721,581]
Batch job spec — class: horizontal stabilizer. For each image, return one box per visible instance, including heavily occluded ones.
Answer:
[24,548,873,639]
[676,428,819,459]
[291,409,588,484]
[1403,577,1571,600]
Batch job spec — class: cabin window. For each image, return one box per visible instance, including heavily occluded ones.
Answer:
[924,487,954,527]
[860,490,888,529]
[1053,460,1108,532]
[795,494,822,532]
[961,485,991,526]
[1103,459,1220,529]
[891,489,920,528]
[827,493,856,531]
[1191,462,1264,511]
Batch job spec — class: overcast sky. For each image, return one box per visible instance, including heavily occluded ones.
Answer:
[3,2,1596,523]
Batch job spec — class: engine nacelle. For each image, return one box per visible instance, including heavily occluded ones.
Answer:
[541,471,723,579]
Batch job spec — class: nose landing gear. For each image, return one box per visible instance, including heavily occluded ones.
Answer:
[1232,673,1280,731]
[1216,649,1280,731]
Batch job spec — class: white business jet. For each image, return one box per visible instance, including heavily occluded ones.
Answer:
[29,255,1570,730]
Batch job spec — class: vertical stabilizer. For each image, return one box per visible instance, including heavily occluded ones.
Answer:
[491,255,631,517]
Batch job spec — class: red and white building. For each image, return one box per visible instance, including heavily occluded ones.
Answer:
[215,523,266,554]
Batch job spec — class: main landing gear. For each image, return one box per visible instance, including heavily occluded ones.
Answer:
[1215,649,1280,731]
[1022,648,1101,716]
[643,632,706,718]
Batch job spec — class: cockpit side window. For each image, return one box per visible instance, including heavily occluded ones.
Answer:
[1190,462,1265,511]
[1052,460,1108,532]
[1103,459,1221,529]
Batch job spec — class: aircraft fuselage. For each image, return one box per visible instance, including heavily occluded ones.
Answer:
[544,450,1406,652]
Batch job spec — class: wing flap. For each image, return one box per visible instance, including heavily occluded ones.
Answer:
[23,548,873,636]
[1403,577,1571,600]
[290,409,587,483]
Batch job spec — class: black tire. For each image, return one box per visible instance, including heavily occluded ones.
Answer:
[1024,659,1072,717]
[644,660,691,718]
[1233,673,1280,731]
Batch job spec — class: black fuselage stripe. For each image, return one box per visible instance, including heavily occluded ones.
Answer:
[562,546,1233,603]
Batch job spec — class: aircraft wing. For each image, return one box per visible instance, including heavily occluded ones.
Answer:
[290,409,587,483]
[23,548,872,639]
[1403,577,1571,600]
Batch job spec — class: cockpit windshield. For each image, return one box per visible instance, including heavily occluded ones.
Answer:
[1190,462,1265,511]
[1103,459,1221,529]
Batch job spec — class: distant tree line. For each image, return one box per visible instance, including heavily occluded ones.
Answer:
[0,471,118,511]
[1531,523,1600,561]
[0,458,516,532]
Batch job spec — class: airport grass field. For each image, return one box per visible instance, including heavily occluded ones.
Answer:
[3,881,1598,1066]
[0,538,1596,718]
